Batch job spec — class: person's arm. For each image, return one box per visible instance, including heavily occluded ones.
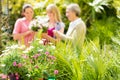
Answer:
[41,33,60,44]
[13,30,33,40]
[13,19,34,41]
[59,27,64,33]
[54,23,85,41]
[58,22,65,33]
[53,31,72,41]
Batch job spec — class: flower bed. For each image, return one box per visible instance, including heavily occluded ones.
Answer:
[0,38,58,80]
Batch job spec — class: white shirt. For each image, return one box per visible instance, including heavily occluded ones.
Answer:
[66,18,82,36]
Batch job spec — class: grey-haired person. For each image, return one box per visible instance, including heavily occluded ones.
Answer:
[54,3,86,48]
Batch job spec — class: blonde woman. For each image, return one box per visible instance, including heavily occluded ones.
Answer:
[42,4,65,43]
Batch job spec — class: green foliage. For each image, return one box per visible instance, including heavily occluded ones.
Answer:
[1,0,120,80]
[80,39,120,80]
[88,0,112,21]
[86,17,119,47]
[0,0,2,54]
[53,43,83,80]
[0,37,58,80]
[112,0,120,18]
[0,47,29,79]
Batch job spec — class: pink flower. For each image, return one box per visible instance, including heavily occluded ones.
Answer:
[35,65,39,69]
[30,59,33,63]
[32,54,41,59]
[17,63,22,68]
[22,54,28,59]
[13,61,17,66]
[37,53,41,57]
[16,76,19,80]
[54,70,59,75]
[32,55,38,59]
[45,52,49,55]
[48,55,56,60]
[15,73,19,76]
[51,56,56,60]
[1,74,7,79]
[48,55,52,59]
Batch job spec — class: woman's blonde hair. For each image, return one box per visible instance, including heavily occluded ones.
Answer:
[46,4,61,22]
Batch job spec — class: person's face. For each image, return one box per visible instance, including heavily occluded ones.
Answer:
[24,8,34,21]
[47,11,54,20]
[66,9,75,21]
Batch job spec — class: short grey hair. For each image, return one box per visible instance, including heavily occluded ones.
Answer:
[67,3,81,16]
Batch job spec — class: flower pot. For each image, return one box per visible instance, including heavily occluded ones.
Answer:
[8,73,20,80]
[48,76,55,80]
[8,73,16,80]
[39,78,44,80]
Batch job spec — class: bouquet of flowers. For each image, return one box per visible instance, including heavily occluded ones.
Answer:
[29,19,42,31]
[35,16,49,33]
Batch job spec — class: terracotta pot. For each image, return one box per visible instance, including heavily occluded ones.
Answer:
[39,78,44,80]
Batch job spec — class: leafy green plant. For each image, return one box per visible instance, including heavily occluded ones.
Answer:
[81,39,120,80]
[0,46,29,80]
[53,42,82,80]
[86,17,119,48]
[88,0,112,20]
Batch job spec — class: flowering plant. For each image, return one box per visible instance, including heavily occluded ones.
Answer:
[22,39,58,79]
[29,19,42,31]
[34,16,49,33]
[0,39,58,80]
[0,45,29,80]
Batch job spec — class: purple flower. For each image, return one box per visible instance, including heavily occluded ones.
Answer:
[54,70,59,75]
[13,61,17,66]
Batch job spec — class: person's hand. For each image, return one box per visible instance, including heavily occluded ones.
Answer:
[53,30,60,38]
[53,30,57,35]
[39,24,43,29]
[41,33,47,38]
[26,30,34,35]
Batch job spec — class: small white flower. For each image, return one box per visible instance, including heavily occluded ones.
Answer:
[38,49,43,52]
[23,46,34,53]
[0,64,6,67]
[27,46,34,51]
[18,45,26,50]
[26,74,31,77]
[51,45,56,49]
[23,50,29,54]
[39,40,44,44]
[49,42,53,45]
